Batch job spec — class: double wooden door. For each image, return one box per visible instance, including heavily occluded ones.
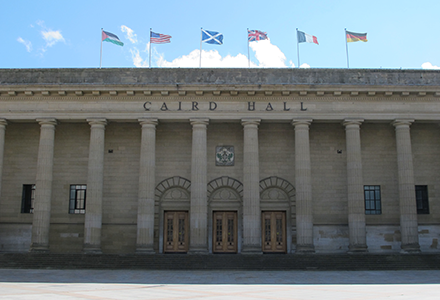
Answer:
[164,211,189,253]
[262,211,286,253]
[213,211,238,253]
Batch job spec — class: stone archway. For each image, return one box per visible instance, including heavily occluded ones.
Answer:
[259,176,296,253]
[207,176,243,253]
[155,176,191,253]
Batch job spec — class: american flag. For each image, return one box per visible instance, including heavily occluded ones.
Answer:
[248,30,268,42]
[150,32,171,44]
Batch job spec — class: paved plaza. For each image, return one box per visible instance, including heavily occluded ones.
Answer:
[0,269,439,299]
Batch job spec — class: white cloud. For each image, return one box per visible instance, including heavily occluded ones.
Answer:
[17,37,32,52]
[421,62,440,69]
[121,25,137,44]
[300,63,311,68]
[153,39,288,68]
[41,30,65,47]
[129,48,148,67]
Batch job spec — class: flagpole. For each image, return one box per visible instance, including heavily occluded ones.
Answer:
[296,28,300,68]
[199,28,203,68]
[100,28,103,69]
[345,28,350,68]
[149,28,152,68]
[247,28,250,68]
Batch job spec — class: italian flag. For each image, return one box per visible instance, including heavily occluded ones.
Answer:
[102,30,124,46]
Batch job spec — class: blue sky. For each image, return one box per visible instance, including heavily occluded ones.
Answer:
[4,0,440,69]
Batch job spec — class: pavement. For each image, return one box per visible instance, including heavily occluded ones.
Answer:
[0,269,439,299]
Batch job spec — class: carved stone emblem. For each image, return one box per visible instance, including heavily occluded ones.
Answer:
[215,146,234,166]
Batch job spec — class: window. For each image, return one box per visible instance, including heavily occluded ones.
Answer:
[364,185,381,215]
[21,184,35,213]
[69,185,86,214]
[415,185,429,214]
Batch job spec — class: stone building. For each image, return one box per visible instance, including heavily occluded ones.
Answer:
[0,68,439,254]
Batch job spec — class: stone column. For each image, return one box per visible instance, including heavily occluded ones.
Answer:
[30,118,57,252]
[0,119,7,202]
[392,119,420,252]
[83,118,107,253]
[136,118,158,254]
[292,119,315,253]
[241,118,262,253]
[343,119,368,252]
[189,118,209,253]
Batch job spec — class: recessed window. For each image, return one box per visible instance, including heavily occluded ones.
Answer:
[69,185,86,214]
[364,185,381,215]
[21,184,35,213]
[415,185,429,214]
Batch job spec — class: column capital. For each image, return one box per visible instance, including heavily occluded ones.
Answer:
[138,118,158,127]
[36,118,57,127]
[241,118,261,127]
[190,118,209,127]
[87,118,107,127]
[292,118,312,128]
[343,119,364,128]
[0,119,7,128]
[392,119,414,128]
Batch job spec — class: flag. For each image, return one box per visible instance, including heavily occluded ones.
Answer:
[151,32,171,44]
[248,30,268,42]
[297,31,319,45]
[202,29,223,45]
[346,31,368,43]
[102,30,124,46]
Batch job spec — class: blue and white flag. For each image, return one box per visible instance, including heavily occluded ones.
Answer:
[202,29,223,45]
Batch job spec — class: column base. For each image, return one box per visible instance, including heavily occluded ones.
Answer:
[83,244,102,254]
[295,244,315,254]
[188,248,209,255]
[348,244,368,254]
[241,245,263,254]
[401,243,421,253]
[29,243,49,252]
[136,248,156,255]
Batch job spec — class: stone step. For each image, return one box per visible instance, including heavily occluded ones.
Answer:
[1,253,440,270]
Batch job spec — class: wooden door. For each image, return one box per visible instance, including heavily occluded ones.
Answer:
[164,211,189,253]
[213,211,237,253]
[262,211,286,253]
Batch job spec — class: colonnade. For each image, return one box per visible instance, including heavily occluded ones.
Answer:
[0,117,420,253]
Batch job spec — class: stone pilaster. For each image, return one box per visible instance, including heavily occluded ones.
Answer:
[392,119,420,253]
[0,119,7,203]
[292,119,315,253]
[343,119,368,253]
[241,118,262,253]
[30,118,57,252]
[136,118,158,254]
[83,118,107,254]
[189,118,209,253]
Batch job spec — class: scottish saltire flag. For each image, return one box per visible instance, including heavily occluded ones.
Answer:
[102,30,124,46]
[202,29,223,45]
[248,30,268,42]
[151,32,171,44]
[297,31,319,45]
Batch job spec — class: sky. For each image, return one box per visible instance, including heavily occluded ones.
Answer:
[3,0,440,70]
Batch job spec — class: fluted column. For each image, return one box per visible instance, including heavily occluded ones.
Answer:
[189,118,209,253]
[136,118,158,254]
[343,119,368,252]
[83,118,107,253]
[292,119,315,253]
[0,119,7,202]
[30,118,57,252]
[242,118,261,253]
[392,119,420,252]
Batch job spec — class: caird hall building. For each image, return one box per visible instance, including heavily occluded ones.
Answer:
[0,68,439,255]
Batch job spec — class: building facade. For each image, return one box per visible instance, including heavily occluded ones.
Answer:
[0,68,439,254]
